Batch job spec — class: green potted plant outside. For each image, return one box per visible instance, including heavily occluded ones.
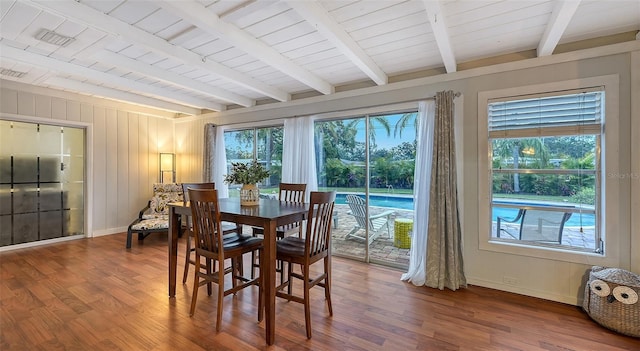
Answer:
[224,161,270,206]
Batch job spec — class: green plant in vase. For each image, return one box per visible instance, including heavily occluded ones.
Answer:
[224,161,270,206]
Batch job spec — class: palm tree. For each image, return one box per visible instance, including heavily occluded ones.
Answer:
[492,138,548,193]
[368,116,391,148]
[393,112,418,138]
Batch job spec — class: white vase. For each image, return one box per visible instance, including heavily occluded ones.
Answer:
[240,183,260,206]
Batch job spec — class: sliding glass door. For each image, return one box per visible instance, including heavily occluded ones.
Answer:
[315,111,417,267]
[368,112,416,266]
[315,117,367,262]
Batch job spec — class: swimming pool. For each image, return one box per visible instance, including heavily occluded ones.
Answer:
[491,206,594,227]
[335,193,414,210]
[335,194,594,226]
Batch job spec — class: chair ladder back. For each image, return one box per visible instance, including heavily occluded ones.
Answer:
[346,194,368,228]
[278,183,307,234]
[519,208,573,243]
[181,183,215,228]
[305,192,336,257]
[279,183,306,203]
[189,189,224,255]
[182,182,215,202]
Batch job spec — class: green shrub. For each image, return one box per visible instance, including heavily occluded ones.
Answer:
[570,187,596,205]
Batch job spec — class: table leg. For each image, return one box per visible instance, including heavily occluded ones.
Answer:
[168,206,179,297]
[263,219,277,345]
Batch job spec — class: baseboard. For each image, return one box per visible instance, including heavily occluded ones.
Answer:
[92,227,128,237]
[467,277,581,306]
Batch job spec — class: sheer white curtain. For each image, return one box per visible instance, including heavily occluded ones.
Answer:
[401,100,435,285]
[212,126,229,198]
[282,116,318,199]
[203,123,230,198]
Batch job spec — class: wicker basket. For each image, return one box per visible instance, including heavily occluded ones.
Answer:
[583,266,640,337]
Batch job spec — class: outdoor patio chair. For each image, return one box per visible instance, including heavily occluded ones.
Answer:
[126,183,184,248]
[497,208,573,244]
[345,194,395,243]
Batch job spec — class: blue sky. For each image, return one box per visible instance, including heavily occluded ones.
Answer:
[224,112,418,152]
[356,113,417,150]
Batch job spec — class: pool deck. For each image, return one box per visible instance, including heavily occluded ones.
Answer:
[331,204,413,267]
[329,204,597,268]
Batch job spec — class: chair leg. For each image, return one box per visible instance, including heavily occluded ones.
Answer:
[303,265,312,339]
[324,257,333,316]
[231,258,238,292]
[287,262,294,296]
[182,232,192,284]
[237,255,244,276]
[251,250,257,279]
[216,262,225,332]
[345,226,361,239]
[250,227,260,279]
[279,260,285,285]
[189,255,200,316]
[257,247,264,322]
[126,229,133,248]
[206,258,213,296]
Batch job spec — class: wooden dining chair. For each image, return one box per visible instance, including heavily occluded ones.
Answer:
[275,191,336,339]
[251,183,307,281]
[188,188,264,331]
[181,183,241,284]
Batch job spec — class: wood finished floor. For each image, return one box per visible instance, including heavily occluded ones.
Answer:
[1,233,637,351]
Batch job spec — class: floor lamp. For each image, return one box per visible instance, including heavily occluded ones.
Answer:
[160,153,175,183]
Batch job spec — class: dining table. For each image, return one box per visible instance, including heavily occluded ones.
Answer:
[167,197,309,346]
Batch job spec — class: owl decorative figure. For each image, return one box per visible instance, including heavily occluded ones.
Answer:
[583,266,640,337]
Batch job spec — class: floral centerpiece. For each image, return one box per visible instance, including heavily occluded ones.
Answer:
[224,161,270,206]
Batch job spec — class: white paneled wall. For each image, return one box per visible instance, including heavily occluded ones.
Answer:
[0,84,174,236]
[175,118,206,183]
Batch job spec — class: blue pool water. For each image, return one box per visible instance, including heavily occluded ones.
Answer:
[335,193,414,210]
[335,194,594,227]
[491,206,594,227]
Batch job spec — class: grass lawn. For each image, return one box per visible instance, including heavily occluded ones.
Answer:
[493,193,570,202]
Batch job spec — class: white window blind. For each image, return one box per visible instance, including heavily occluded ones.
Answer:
[489,91,603,134]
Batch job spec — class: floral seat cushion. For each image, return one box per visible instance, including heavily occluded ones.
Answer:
[142,213,167,220]
[144,183,184,217]
[127,183,183,248]
[130,218,170,231]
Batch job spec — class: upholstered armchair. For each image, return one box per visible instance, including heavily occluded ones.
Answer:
[126,183,183,248]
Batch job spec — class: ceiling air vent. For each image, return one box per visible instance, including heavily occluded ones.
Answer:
[35,29,76,47]
[0,68,27,78]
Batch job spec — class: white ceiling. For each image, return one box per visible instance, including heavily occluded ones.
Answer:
[1,0,638,116]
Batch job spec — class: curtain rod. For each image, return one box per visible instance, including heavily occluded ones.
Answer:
[295,90,462,119]
[215,91,461,127]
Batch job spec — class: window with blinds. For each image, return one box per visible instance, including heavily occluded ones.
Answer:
[487,89,603,254]
[489,91,603,136]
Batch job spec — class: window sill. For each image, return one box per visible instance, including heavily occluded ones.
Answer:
[479,238,618,267]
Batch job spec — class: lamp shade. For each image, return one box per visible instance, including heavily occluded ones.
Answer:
[160,153,175,171]
[159,153,176,183]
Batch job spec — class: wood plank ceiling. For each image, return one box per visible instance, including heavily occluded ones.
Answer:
[0,0,639,116]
